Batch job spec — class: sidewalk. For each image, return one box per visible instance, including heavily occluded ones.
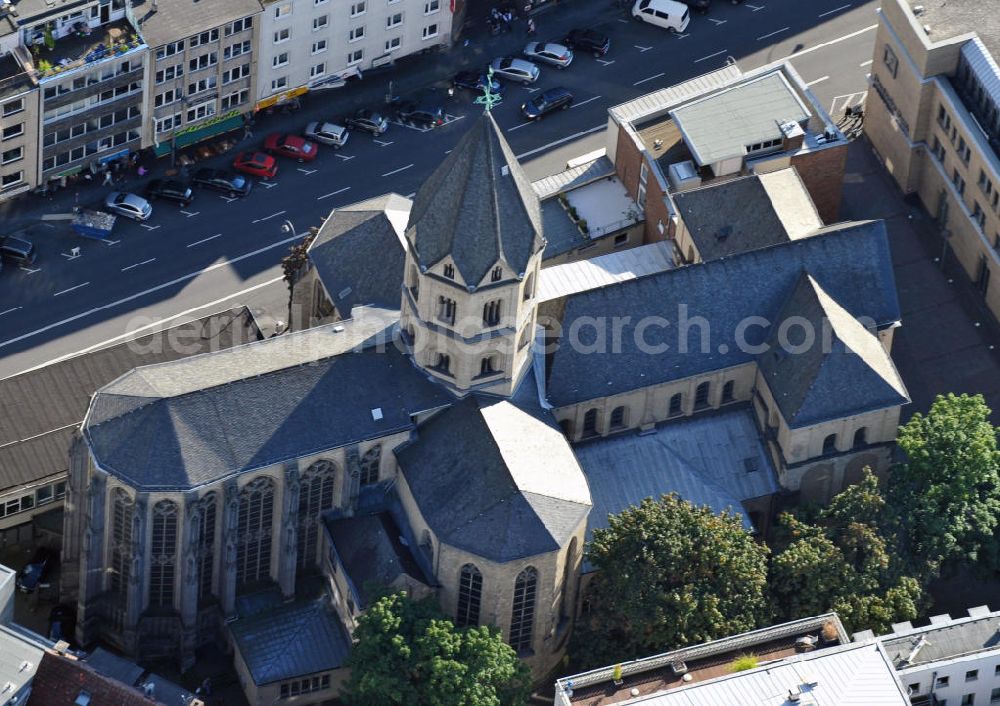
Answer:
[840,137,1000,423]
[0,0,617,231]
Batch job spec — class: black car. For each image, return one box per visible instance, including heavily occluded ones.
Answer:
[677,0,710,11]
[452,70,504,96]
[16,547,56,593]
[48,604,77,644]
[563,28,610,57]
[393,101,445,129]
[145,178,194,206]
[344,109,389,135]
[0,233,36,267]
[191,168,253,198]
[521,87,574,120]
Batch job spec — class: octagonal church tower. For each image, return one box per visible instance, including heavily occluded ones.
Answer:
[399,112,545,397]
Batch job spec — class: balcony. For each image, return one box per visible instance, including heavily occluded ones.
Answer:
[18,17,144,83]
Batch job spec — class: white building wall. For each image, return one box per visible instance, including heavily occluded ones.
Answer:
[901,651,1000,705]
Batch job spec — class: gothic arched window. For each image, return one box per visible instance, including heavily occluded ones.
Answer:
[237,476,275,587]
[582,408,599,437]
[197,493,217,603]
[149,500,178,609]
[609,405,627,429]
[491,266,503,282]
[110,489,134,598]
[722,380,735,404]
[483,300,502,327]
[823,433,838,455]
[456,563,483,628]
[853,427,868,448]
[560,537,578,622]
[694,381,711,409]
[668,392,683,417]
[297,460,337,571]
[359,445,382,486]
[509,567,537,653]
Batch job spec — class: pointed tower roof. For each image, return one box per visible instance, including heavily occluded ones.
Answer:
[758,273,909,428]
[405,112,544,285]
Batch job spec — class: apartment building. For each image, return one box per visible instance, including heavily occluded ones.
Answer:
[0,0,148,197]
[135,0,261,159]
[255,0,452,109]
[865,0,1000,320]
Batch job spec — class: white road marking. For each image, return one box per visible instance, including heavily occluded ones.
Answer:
[251,210,287,224]
[571,95,602,109]
[757,27,790,41]
[317,187,351,200]
[515,123,605,161]
[180,210,199,217]
[297,168,317,174]
[381,163,414,177]
[103,239,121,246]
[334,154,356,161]
[634,45,653,52]
[674,32,690,39]
[187,233,223,248]
[61,251,82,260]
[708,18,727,25]
[633,72,665,86]
[406,192,416,198]
[0,307,21,317]
[523,86,541,93]
[597,59,615,66]
[219,195,239,203]
[54,282,90,297]
[508,121,534,132]
[20,266,40,274]
[860,59,873,67]
[745,3,765,10]
[807,75,830,86]
[617,17,628,23]
[258,181,278,189]
[695,49,728,63]
[121,258,156,272]
[140,223,160,231]
[789,23,877,58]
[373,139,393,147]
[818,3,851,18]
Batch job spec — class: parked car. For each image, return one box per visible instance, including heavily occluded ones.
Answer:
[48,604,77,643]
[304,121,350,148]
[563,28,611,57]
[632,0,691,32]
[523,42,574,69]
[233,151,278,179]
[145,179,193,206]
[0,233,36,266]
[191,169,253,197]
[521,87,574,119]
[344,109,389,135]
[264,133,318,162]
[452,70,504,96]
[103,191,153,221]
[393,101,445,128]
[16,547,56,593]
[677,0,710,11]
[490,57,540,84]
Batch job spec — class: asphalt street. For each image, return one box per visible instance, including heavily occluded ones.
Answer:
[0,0,880,378]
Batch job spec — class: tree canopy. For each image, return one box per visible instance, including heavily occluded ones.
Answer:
[572,494,770,667]
[345,592,531,706]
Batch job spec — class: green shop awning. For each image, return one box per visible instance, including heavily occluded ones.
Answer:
[154,112,245,158]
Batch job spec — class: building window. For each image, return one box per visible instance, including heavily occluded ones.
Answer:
[386,37,401,52]
[721,380,735,404]
[957,136,971,164]
[523,273,534,300]
[853,427,868,448]
[271,77,288,91]
[196,493,217,602]
[110,488,134,598]
[424,0,440,13]
[961,695,975,706]
[483,300,501,326]
[909,683,921,696]
[359,445,381,486]
[274,3,291,18]
[236,476,275,587]
[274,28,291,43]
[480,355,500,376]
[932,135,946,162]
[882,44,898,79]
[347,49,364,65]
[297,461,336,571]
[312,39,328,53]
[491,266,502,282]
[349,25,365,42]
[36,485,54,505]
[938,105,952,131]
[155,65,183,84]
[314,14,329,30]
[990,687,1000,704]
[188,29,219,48]
[350,1,366,16]
[967,670,979,682]
[582,408,599,437]
[225,16,253,36]
[188,76,217,96]
[1,146,22,165]
[224,40,252,60]
[0,171,22,189]
[823,434,838,454]
[221,89,249,110]
[273,52,289,68]
[438,296,456,324]
[609,405,627,429]
[310,62,326,78]
[668,392,683,416]
[979,169,994,197]
[278,675,331,700]
[443,263,455,279]
[2,123,24,140]
[456,564,483,628]
[509,567,537,654]
[422,23,438,39]
[155,113,182,134]
[694,381,710,409]
[149,500,178,608]
[936,676,950,688]
[186,100,216,123]
[435,352,451,374]
[973,201,987,230]
[953,168,966,197]
[188,53,218,72]
[2,98,24,117]
[387,12,403,28]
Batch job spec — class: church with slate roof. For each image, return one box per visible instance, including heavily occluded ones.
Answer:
[61,113,909,703]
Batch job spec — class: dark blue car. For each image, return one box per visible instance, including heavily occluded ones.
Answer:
[17,547,55,593]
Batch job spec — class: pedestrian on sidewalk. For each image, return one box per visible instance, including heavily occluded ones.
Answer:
[102,170,113,186]
[243,124,253,140]
[527,17,536,35]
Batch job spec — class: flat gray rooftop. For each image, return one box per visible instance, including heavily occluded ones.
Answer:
[909,0,1000,60]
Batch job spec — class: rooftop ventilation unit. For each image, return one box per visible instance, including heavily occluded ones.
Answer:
[371,407,383,421]
[667,160,700,192]
[74,692,92,706]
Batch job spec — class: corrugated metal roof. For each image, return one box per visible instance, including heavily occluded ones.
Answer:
[879,609,1000,668]
[0,625,44,700]
[537,242,674,302]
[610,64,743,124]
[671,71,810,166]
[532,156,616,200]
[961,39,1000,108]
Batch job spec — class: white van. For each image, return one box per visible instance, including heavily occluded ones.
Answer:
[632,0,690,32]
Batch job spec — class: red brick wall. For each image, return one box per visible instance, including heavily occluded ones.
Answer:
[614,125,672,243]
[790,143,849,223]
[615,125,643,200]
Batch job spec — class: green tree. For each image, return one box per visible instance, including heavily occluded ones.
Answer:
[572,494,769,667]
[769,471,923,634]
[888,393,1000,575]
[281,227,318,326]
[345,592,531,706]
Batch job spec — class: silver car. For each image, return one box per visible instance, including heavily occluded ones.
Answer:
[104,191,153,221]
[304,121,350,148]
[490,57,540,84]
[523,42,574,69]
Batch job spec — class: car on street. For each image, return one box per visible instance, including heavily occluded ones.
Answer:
[393,101,445,128]
[233,151,278,179]
[521,87,574,119]
[103,191,153,221]
[264,133,318,162]
[304,121,350,148]
[562,28,611,57]
[145,179,194,207]
[16,547,56,593]
[676,0,710,11]
[191,169,253,197]
[0,233,36,267]
[632,0,691,32]
[490,57,540,84]
[48,604,77,643]
[452,70,504,96]
[523,42,574,69]
[344,109,389,135]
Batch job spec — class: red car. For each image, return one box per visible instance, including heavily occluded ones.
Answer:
[233,151,278,179]
[264,133,318,162]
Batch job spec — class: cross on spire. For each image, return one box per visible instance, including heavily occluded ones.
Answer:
[474,67,503,112]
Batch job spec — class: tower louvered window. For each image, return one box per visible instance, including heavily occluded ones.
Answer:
[237,477,275,587]
[297,461,337,571]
